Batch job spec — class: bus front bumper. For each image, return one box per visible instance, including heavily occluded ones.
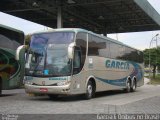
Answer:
[25,84,71,95]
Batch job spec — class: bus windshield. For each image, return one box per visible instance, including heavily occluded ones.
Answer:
[25,32,75,77]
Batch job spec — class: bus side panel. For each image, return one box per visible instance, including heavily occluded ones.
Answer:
[70,71,87,95]
[135,63,144,87]
[0,25,24,90]
[70,56,128,94]
[85,56,127,92]
[84,56,144,92]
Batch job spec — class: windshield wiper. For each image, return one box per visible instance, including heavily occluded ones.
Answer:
[32,57,43,75]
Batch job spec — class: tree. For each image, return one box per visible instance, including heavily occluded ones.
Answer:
[143,47,160,78]
[25,34,31,45]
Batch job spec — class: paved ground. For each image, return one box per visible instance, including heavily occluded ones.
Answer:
[0,78,160,120]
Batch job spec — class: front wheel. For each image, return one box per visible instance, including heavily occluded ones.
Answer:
[85,81,95,99]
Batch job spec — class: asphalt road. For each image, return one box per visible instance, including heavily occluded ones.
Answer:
[0,78,160,120]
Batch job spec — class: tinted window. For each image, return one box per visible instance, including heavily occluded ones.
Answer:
[88,34,106,57]
[88,34,143,63]
[30,32,75,49]
[121,47,143,63]
[110,42,120,59]
[74,32,87,73]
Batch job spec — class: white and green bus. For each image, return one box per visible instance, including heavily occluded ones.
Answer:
[0,24,25,95]
[24,28,144,99]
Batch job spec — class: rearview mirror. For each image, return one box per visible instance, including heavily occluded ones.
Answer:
[16,45,25,60]
[25,53,32,68]
[68,42,76,59]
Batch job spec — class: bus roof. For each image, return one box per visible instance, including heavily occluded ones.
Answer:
[0,24,24,34]
[31,28,142,52]
[0,24,24,45]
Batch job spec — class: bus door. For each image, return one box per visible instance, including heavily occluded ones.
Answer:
[72,47,82,90]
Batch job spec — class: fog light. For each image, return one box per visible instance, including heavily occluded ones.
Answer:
[57,81,70,86]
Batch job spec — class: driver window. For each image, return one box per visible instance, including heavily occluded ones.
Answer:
[73,46,82,74]
[74,49,81,68]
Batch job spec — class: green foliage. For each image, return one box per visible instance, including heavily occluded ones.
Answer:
[148,74,160,85]
[25,34,31,45]
[143,47,160,70]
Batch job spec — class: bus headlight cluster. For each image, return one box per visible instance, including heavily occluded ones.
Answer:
[25,81,33,85]
[57,81,70,86]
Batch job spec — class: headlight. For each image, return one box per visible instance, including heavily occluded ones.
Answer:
[57,81,70,86]
[25,81,33,85]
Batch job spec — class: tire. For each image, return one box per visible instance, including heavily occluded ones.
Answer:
[131,79,136,92]
[125,80,131,93]
[85,81,95,99]
[48,94,58,100]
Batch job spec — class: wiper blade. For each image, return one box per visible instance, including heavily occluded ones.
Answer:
[32,57,42,75]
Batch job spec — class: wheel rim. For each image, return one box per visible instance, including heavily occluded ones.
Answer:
[87,84,92,97]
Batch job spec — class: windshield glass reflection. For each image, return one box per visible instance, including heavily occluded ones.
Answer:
[25,32,74,77]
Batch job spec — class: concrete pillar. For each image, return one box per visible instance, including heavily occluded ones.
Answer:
[103,28,107,36]
[57,6,63,28]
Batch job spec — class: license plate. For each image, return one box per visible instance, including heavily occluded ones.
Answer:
[40,88,48,92]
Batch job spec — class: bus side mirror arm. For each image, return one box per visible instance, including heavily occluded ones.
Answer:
[16,45,25,60]
[68,42,76,59]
